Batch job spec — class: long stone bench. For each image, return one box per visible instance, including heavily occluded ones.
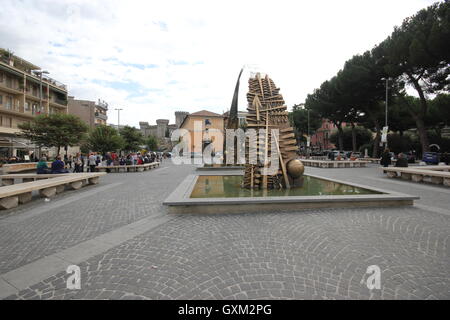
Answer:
[382,167,450,186]
[0,162,52,174]
[95,162,160,173]
[301,159,370,168]
[0,173,72,186]
[0,172,106,210]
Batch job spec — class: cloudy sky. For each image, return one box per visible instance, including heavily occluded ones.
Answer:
[0,0,436,127]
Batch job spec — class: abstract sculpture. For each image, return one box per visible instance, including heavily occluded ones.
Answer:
[243,73,304,189]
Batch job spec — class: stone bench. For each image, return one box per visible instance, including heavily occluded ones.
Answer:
[382,167,450,186]
[0,162,52,174]
[301,159,370,168]
[0,172,106,210]
[95,162,160,173]
[0,173,74,186]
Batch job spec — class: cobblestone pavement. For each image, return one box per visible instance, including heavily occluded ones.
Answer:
[1,162,449,300]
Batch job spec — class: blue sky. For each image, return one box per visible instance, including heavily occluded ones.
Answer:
[0,0,436,127]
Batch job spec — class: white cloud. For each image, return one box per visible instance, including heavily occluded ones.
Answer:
[0,0,436,126]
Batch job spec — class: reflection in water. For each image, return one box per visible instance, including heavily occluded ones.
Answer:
[191,175,382,198]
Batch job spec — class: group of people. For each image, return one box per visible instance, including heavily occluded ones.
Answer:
[380,149,409,168]
[36,151,163,174]
[36,156,70,174]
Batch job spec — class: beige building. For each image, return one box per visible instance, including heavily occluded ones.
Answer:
[68,97,108,129]
[179,110,225,155]
[0,48,68,158]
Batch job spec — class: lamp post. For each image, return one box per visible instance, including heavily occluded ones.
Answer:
[32,70,49,114]
[115,108,123,131]
[381,77,389,148]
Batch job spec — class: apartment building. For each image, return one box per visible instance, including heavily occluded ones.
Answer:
[68,97,108,129]
[0,49,68,158]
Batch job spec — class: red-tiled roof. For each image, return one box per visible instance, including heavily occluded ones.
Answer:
[190,110,223,117]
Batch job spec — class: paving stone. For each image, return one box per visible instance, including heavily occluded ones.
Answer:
[2,163,450,300]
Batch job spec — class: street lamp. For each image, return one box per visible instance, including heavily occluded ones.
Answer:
[115,108,123,131]
[380,77,391,148]
[32,70,49,114]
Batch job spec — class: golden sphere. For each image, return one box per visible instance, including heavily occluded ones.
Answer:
[287,159,305,179]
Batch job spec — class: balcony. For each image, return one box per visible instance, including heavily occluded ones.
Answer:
[0,81,24,96]
[0,105,34,119]
[95,112,107,121]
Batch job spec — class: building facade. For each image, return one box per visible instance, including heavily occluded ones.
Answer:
[68,97,108,129]
[179,110,224,155]
[310,119,349,150]
[0,48,68,159]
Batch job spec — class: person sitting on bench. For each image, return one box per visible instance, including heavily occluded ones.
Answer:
[395,153,409,167]
[51,156,69,174]
[36,157,50,174]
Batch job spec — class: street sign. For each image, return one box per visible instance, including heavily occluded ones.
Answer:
[381,126,388,143]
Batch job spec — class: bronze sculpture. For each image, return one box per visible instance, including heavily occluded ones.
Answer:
[242,72,304,189]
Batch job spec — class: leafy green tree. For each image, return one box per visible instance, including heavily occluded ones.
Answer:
[329,126,373,151]
[87,125,124,154]
[119,126,144,152]
[387,96,418,136]
[373,1,450,152]
[305,77,353,151]
[145,135,159,151]
[18,113,89,155]
[336,51,387,156]
[427,93,450,138]
[289,105,322,145]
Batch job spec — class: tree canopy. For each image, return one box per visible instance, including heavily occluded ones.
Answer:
[119,126,144,153]
[145,135,159,151]
[18,113,89,155]
[304,1,450,156]
[86,125,124,154]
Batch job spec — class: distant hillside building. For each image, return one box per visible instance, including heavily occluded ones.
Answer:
[139,110,190,139]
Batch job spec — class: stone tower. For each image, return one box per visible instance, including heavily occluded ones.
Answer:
[175,111,189,128]
[156,119,170,138]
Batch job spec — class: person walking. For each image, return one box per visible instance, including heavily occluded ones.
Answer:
[380,148,392,167]
[88,153,97,172]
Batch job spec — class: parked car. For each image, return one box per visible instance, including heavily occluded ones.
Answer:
[422,152,440,165]
[350,152,362,159]
[331,150,346,159]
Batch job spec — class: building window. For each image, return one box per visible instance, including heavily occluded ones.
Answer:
[0,95,2,105]
[5,76,12,88]
[1,116,12,127]
[205,119,211,126]
[32,103,40,115]
[0,72,3,82]
[25,101,30,111]
[5,96,12,109]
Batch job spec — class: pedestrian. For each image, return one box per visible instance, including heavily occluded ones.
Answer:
[88,153,97,172]
[380,148,391,167]
[74,153,82,173]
